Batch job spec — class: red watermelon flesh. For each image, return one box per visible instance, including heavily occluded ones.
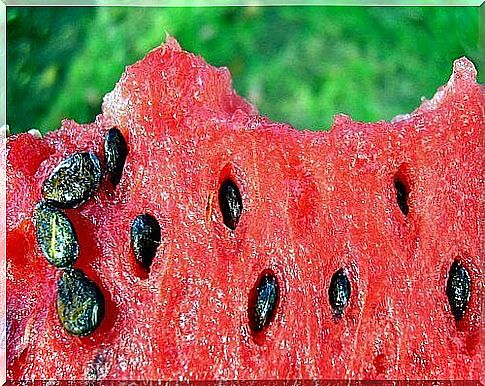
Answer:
[5,37,483,380]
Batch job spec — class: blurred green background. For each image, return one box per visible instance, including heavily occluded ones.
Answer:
[7,7,481,134]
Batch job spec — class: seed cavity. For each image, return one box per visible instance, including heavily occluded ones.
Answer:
[42,152,102,208]
[57,268,105,337]
[131,214,161,270]
[248,270,279,334]
[33,201,79,268]
[104,127,128,186]
[329,268,351,316]
[219,179,242,230]
[86,350,111,380]
[394,176,409,216]
[446,260,471,322]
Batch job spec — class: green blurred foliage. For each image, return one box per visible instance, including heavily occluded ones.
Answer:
[7,7,480,134]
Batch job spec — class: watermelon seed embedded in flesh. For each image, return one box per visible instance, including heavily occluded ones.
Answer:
[446,261,471,322]
[42,152,102,208]
[56,268,105,337]
[248,269,279,334]
[33,201,79,268]
[218,179,243,230]
[328,268,351,317]
[104,127,128,186]
[393,177,409,216]
[130,213,162,271]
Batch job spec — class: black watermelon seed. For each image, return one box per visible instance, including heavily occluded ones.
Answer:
[446,261,471,322]
[394,178,409,216]
[219,179,242,230]
[57,268,105,337]
[104,127,128,186]
[248,270,279,334]
[329,268,351,315]
[33,201,79,268]
[42,152,102,208]
[131,214,161,270]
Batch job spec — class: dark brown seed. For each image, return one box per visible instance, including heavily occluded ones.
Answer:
[104,127,128,186]
[248,270,279,334]
[57,268,105,337]
[219,179,243,230]
[33,201,79,268]
[328,268,351,316]
[42,152,102,208]
[131,214,161,270]
[446,261,471,321]
[394,178,409,216]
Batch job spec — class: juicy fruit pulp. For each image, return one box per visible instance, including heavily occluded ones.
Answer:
[5,38,483,380]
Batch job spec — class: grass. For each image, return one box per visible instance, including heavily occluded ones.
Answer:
[7,6,480,134]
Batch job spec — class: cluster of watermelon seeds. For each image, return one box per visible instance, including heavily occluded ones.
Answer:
[223,160,472,337]
[32,125,472,340]
[218,172,354,338]
[33,127,131,337]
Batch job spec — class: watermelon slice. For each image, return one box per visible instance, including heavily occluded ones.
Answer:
[4,38,483,381]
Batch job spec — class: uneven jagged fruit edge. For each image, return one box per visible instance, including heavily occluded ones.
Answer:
[4,37,483,381]
[2,40,480,378]
[102,37,258,137]
[93,45,485,380]
[391,56,482,122]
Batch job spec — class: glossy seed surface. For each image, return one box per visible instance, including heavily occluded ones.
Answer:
[446,261,471,321]
[394,178,409,216]
[219,179,242,230]
[248,270,279,333]
[42,152,102,208]
[329,268,351,315]
[104,127,128,186]
[57,268,105,337]
[33,201,79,268]
[131,214,161,270]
